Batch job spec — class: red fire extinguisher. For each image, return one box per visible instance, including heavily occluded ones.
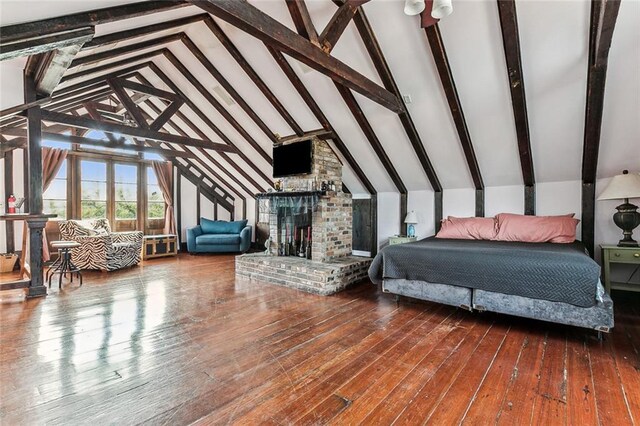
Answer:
[7,194,16,214]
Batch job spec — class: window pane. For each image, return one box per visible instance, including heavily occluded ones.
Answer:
[44,200,66,218]
[44,179,66,200]
[115,164,137,184]
[148,202,165,219]
[81,160,106,181]
[115,202,137,219]
[81,181,107,201]
[147,184,163,202]
[115,183,137,201]
[81,201,106,219]
[147,167,158,185]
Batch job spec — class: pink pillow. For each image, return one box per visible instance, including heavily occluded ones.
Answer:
[436,216,498,240]
[494,213,579,243]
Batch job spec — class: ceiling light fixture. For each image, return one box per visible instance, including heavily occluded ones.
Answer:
[404,0,426,16]
[431,0,453,19]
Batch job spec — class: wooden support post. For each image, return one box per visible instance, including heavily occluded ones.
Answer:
[24,74,47,297]
[4,150,15,252]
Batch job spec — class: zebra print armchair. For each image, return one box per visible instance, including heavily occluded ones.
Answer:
[58,219,143,271]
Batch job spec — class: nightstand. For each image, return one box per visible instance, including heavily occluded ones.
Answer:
[601,245,640,293]
[389,236,417,245]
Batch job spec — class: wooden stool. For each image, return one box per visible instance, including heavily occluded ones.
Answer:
[48,241,83,289]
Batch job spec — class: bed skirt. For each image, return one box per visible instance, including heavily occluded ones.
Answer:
[382,279,613,332]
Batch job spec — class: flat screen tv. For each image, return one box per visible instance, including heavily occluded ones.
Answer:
[273,139,312,178]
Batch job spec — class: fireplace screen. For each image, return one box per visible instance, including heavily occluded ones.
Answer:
[258,193,320,259]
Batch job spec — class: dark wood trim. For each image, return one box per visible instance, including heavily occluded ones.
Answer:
[149,99,184,132]
[22,148,29,213]
[0,1,188,44]
[285,0,320,46]
[176,171,182,242]
[370,194,378,256]
[40,109,236,152]
[423,25,483,217]
[189,0,403,113]
[83,13,208,49]
[196,187,201,224]
[276,130,334,145]
[4,149,15,252]
[400,192,408,236]
[496,0,535,215]
[434,190,443,232]
[524,185,535,216]
[581,0,621,257]
[0,26,94,61]
[54,62,152,97]
[203,17,305,136]
[267,46,376,194]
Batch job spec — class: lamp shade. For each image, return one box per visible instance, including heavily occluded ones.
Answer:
[431,0,453,19]
[404,210,418,224]
[404,0,426,16]
[597,170,640,201]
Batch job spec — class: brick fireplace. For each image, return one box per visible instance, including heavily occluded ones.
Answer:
[235,138,372,295]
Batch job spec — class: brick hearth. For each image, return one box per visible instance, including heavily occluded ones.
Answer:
[235,254,371,295]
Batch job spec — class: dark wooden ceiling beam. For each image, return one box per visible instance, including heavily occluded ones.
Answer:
[40,109,236,153]
[581,0,622,257]
[188,0,403,113]
[140,99,251,199]
[83,13,208,50]
[70,33,182,69]
[335,83,406,195]
[54,62,152,97]
[424,24,484,216]
[173,160,234,212]
[161,50,272,165]
[497,0,536,215]
[107,78,150,129]
[285,0,320,46]
[1,26,94,61]
[0,1,188,44]
[267,46,375,194]
[203,17,305,136]
[319,2,360,53]
[179,35,279,144]
[146,63,272,189]
[60,49,165,83]
[352,9,442,194]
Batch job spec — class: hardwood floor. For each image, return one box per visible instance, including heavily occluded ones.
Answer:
[0,254,638,425]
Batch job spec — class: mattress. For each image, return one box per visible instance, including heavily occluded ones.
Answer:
[368,237,601,307]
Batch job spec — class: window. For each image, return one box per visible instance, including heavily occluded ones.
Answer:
[147,167,164,220]
[114,164,138,220]
[81,160,107,219]
[43,160,67,218]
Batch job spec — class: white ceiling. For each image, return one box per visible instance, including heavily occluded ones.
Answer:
[1,0,638,196]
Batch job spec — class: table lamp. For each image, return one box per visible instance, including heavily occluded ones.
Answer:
[405,210,418,238]
[597,170,640,247]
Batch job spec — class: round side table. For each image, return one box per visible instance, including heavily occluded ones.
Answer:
[48,241,83,289]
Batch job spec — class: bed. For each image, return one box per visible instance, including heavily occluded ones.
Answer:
[368,237,613,332]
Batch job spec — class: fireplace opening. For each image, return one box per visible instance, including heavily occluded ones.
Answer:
[277,209,312,258]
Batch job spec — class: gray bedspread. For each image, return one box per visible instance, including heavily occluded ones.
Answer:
[368,237,601,307]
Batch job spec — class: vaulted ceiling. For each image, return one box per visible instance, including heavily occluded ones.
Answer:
[0,0,638,205]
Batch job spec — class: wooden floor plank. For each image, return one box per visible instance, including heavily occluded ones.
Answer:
[0,254,637,425]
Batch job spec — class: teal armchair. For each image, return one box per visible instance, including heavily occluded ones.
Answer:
[187,218,252,254]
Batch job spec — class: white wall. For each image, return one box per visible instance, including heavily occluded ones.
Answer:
[407,190,435,239]
[376,192,401,249]
[179,178,197,243]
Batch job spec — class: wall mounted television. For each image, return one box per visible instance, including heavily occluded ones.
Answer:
[273,139,313,178]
